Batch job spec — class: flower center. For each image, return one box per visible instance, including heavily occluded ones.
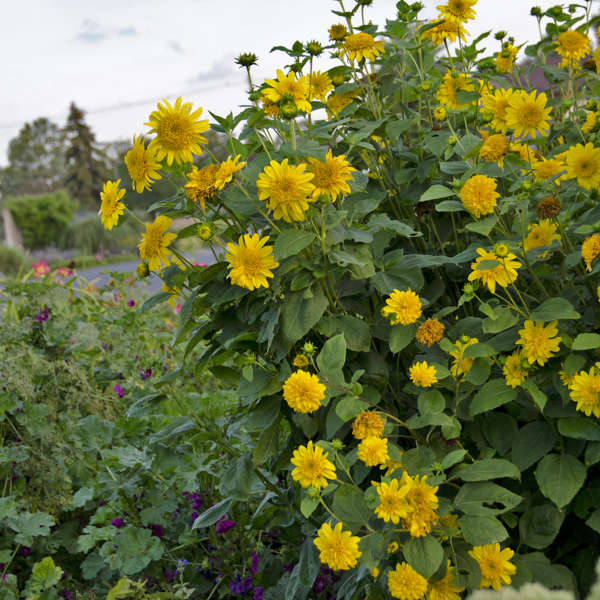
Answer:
[158,114,195,150]
[239,248,264,276]
[518,103,543,127]
[272,175,299,203]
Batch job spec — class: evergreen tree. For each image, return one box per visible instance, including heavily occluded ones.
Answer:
[63,102,109,209]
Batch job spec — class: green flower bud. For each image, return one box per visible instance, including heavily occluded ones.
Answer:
[303,341,316,355]
[307,486,320,498]
[494,31,507,41]
[421,81,432,91]
[136,262,150,278]
[197,223,214,241]
[306,40,323,56]
[331,439,344,451]
[235,53,258,68]
[448,135,457,145]
[280,102,299,120]
[530,6,542,17]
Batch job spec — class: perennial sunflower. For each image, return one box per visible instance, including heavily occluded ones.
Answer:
[124,136,162,193]
[437,0,477,23]
[352,411,385,439]
[555,30,590,67]
[357,436,389,466]
[306,150,356,201]
[326,90,360,118]
[215,155,246,191]
[570,366,600,418]
[409,362,438,387]
[416,318,445,347]
[505,90,552,138]
[185,164,219,212]
[374,479,412,524]
[257,159,316,222]
[495,43,518,73]
[582,233,600,271]
[146,97,209,165]
[388,562,429,600]
[460,174,499,219]
[450,336,478,377]
[381,289,423,325]
[479,134,509,167]
[314,522,361,571]
[427,562,465,600]
[403,471,439,537]
[516,320,561,366]
[290,441,336,490]
[523,220,560,254]
[421,19,467,47]
[503,352,527,388]
[225,233,279,290]
[469,544,516,590]
[483,88,515,133]
[532,157,567,184]
[99,179,126,230]
[436,71,475,110]
[262,69,311,113]
[308,71,334,102]
[341,32,385,62]
[565,142,600,190]
[468,247,521,293]
[283,370,326,413]
[137,215,177,272]
[328,23,347,41]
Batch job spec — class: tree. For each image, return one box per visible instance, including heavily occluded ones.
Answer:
[63,103,109,209]
[0,118,67,197]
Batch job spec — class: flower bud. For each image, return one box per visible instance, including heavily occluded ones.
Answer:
[306,40,323,56]
[235,53,258,68]
[307,486,320,498]
[136,262,150,278]
[331,439,344,451]
[280,102,299,119]
[197,223,214,241]
[494,31,507,40]
[303,341,316,355]
[448,136,457,145]
[530,6,542,17]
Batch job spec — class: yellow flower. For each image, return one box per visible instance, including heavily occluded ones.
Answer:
[341,32,385,62]
[388,562,429,600]
[137,216,177,272]
[381,456,403,476]
[570,366,600,418]
[357,436,389,466]
[314,522,361,571]
[124,136,162,193]
[306,150,356,201]
[479,134,509,167]
[565,143,600,190]
[434,106,447,121]
[450,337,478,377]
[427,562,465,600]
[374,478,412,524]
[99,179,126,230]
[468,248,520,294]
[460,174,499,219]
[582,233,600,271]
[283,370,326,413]
[185,164,219,213]
[162,281,181,308]
[516,320,561,366]
[290,441,336,490]
[197,222,213,241]
[437,0,477,23]
[523,220,560,254]
[352,411,385,440]
[421,19,468,47]
[329,24,348,41]
[403,471,439,537]
[261,97,279,118]
[505,90,552,139]
[436,71,475,111]
[582,111,598,135]
[555,30,590,68]
[293,354,310,368]
[532,157,567,184]
[469,544,516,590]
[308,71,334,102]
[215,155,246,191]
[146,97,209,165]
[495,44,518,73]
[326,90,360,118]
[503,352,527,388]
[262,69,312,113]
[483,88,515,134]
[409,362,438,388]
[416,318,445,347]
[371,568,380,578]
[225,233,279,291]
[388,541,399,554]
[382,289,423,325]
[439,514,460,540]
[256,159,316,222]
[560,370,576,389]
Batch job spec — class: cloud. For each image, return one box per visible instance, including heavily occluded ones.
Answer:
[118,27,137,37]
[168,41,184,54]
[76,20,137,43]
[193,56,235,82]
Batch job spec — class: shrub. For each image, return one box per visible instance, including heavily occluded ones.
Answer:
[0,244,31,276]
[6,190,77,249]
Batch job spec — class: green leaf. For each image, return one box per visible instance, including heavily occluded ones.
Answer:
[403,536,444,578]
[109,527,164,575]
[301,496,319,518]
[475,259,500,270]
[572,333,600,351]
[458,515,508,545]
[192,497,234,529]
[71,487,94,508]
[465,215,498,236]
[336,396,368,421]
[419,185,454,203]
[31,557,63,590]
[452,458,520,482]
[286,538,321,600]
[9,512,54,546]
[281,285,328,346]
[586,508,600,534]
[139,292,170,313]
[454,482,522,516]
[441,449,467,470]
[463,343,496,358]
[435,200,464,213]
[418,390,445,415]
[521,380,548,412]
[530,298,580,321]
[318,315,371,352]
[558,417,600,441]
[317,334,347,374]
[482,307,519,334]
[107,578,135,600]
[245,397,281,432]
[469,379,517,416]
[389,323,418,353]
[535,454,586,509]
[519,504,564,550]
[511,422,557,472]
[219,454,261,501]
[332,485,372,527]
[253,420,280,465]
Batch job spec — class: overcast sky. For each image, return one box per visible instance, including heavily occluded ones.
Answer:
[0,0,573,166]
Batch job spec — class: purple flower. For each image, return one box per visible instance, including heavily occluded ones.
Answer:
[250,552,260,574]
[128,299,136,307]
[163,569,176,583]
[34,308,49,323]
[59,590,74,600]
[111,518,124,528]
[140,368,153,380]
[215,515,236,534]
[113,384,124,398]
[253,587,265,600]
[21,546,32,556]
[151,524,164,538]
[229,574,253,595]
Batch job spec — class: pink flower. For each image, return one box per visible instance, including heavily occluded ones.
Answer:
[174,303,182,315]
[32,260,50,278]
[127,300,135,307]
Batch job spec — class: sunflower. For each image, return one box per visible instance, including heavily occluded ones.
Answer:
[468,247,521,293]
[469,544,516,590]
[357,436,389,466]
[436,71,475,110]
[421,19,468,47]
[326,90,360,118]
[479,134,509,167]
[555,30,590,68]
[137,216,177,272]
[388,562,429,600]
[409,362,438,387]
[381,289,423,325]
[306,150,356,201]
[437,0,477,23]
[145,97,209,165]
[262,69,311,113]
[570,366,600,418]
[341,32,385,62]
[374,478,412,524]
[403,472,439,537]
[99,180,126,230]
[352,411,385,439]
[290,441,336,490]
[582,111,598,134]
[516,320,561,366]
[308,71,334,102]
[225,233,279,290]
[434,106,447,120]
[495,43,518,73]
[505,90,552,138]
[427,562,465,600]
[565,143,600,190]
[503,352,527,388]
[416,318,445,347]
[215,155,246,191]
[185,164,219,213]
[460,174,500,219]
[449,336,478,377]
[293,353,309,368]
[582,233,600,271]
[261,97,279,118]
[523,220,560,254]
[329,24,348,41]
[532,157,567,184]
[256,159,316,222]
[282,369,326,413]
[483,88,515,133]
[124,136,162,193]
[314,522,361,570]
